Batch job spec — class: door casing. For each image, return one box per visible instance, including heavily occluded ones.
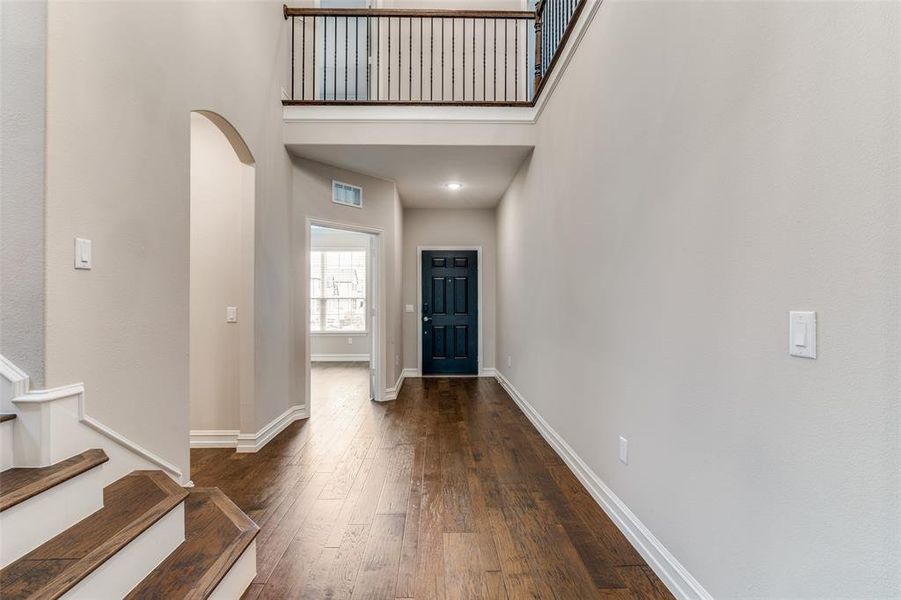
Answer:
[417,246,483,377]
[304,217,387,417]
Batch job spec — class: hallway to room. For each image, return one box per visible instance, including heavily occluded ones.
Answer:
[190,364,672,599]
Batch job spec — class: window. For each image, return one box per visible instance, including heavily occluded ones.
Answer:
[311,249,367,332]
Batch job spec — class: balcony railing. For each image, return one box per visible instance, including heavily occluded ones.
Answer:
[283,2,585,106]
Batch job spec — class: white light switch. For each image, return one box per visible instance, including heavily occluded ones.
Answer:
[347,337,353,345]
[405,304,414,313]
[74,238,92,270]
[619,436,629,465]
[226,306,238,323]
[789,311,816,359]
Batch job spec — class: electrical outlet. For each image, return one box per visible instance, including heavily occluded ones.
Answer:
[618,436,628,465]
[347,337,353,345]
[507,356,512,368]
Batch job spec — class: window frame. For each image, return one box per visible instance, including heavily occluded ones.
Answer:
[310,246,369,335]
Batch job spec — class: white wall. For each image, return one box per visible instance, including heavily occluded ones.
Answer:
[189,113,249,432]
[402,208,496,372]
[0,0,46,385]
[291,157,404,395]
[311,227,372,360]
[44,1,294,478]
[496,2,900,598]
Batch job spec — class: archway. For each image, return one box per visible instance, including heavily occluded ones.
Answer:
[188,111,256,451]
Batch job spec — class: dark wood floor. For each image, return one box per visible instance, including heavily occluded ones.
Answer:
[190,363,673,599]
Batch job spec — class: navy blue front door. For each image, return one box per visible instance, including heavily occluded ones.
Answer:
[421,251,478,375]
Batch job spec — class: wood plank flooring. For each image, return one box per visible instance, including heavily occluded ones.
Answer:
[190,362,673,599]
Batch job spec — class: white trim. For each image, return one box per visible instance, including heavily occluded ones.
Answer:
[416,246,483,377]
[12,383,184,481]
[236,405,308,453]
[480,368,497,377]
[493,370,713,600]
[311,353,370,362]
[383,368,409,401]
[189,430,240,449]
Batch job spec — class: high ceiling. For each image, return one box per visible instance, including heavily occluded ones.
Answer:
[286,144,533,209]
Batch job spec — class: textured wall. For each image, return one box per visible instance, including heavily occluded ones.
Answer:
[497,2,900,597]
[44,1,294,479]
[1,0,46,384]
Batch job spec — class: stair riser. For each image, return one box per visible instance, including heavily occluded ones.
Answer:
[0,465,106,568]
[209,540,257,600]
[0,419,13,471]
[62,501,186,599]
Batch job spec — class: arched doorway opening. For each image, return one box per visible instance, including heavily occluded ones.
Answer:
[188,111,255,452]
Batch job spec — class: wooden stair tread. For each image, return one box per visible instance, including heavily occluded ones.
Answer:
[0,470,188,600]
[0,413,15,423]
[126,487,258,600]
[0,449,109,512]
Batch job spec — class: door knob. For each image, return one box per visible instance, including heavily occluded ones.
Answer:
[423,316,430,322]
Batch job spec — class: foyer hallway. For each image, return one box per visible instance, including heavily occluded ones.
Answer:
[191,364,673,599]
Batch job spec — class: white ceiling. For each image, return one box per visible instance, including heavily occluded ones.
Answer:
[286,144,533,209]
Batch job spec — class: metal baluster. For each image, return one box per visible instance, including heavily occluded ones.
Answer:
[396,18,401,101]
[408,17,412,102]
[451,18,455,101]
[514,18,518,102]
[376,17,379,100]
[420,19,423,101]
[493,19,497,101]
[366,17,370,100]
[354,17,358,100]
[483,19,486,101]
[471,19,475,102]
[313,16,317,99]
[504,18,508,101]
[333,17,337,100]
[463,18,466,101]
[323,17,327,99]
[430,18,434,101]
[441,18,445,101]
[388,17,392,100]
[344,16,348,101]
[291,16,295,100]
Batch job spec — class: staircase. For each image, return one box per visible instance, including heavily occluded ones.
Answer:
[0,358,258,599]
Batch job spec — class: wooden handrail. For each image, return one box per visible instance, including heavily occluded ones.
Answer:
[284,6,534,20]
[533,0,586,102]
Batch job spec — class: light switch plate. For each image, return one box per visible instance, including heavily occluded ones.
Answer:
[618,436,629,465]
[226,306,238,323]
[74,238,92,270]
[789,311,816,359]
[405,304,414,313]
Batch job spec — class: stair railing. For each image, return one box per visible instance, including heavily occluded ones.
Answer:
[283,2,586,106]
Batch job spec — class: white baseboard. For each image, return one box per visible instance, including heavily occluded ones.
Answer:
[236,405,307,453]
[311,354,370,362]
[399,368,496,379]
[383,368,409,401]
[493,370,712,600]
[189,430,240,449]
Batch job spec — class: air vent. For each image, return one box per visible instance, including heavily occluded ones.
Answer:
[332,180,363,208]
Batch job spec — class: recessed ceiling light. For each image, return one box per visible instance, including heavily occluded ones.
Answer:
[445,182,463,191]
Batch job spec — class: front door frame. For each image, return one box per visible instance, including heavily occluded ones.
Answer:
[417,246,483,377]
